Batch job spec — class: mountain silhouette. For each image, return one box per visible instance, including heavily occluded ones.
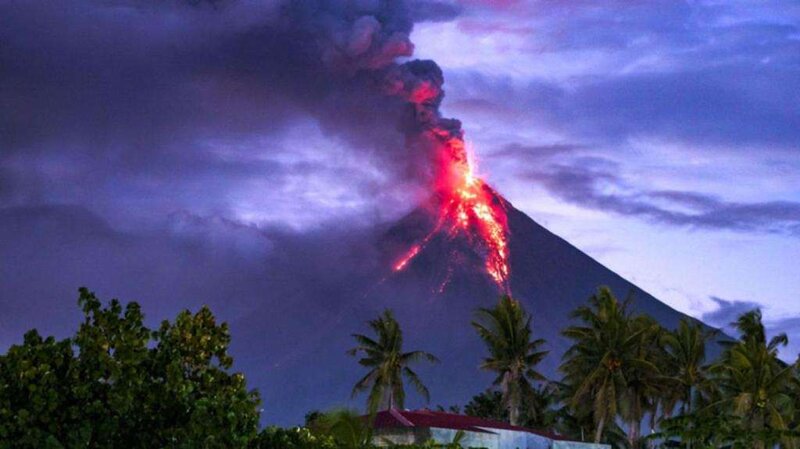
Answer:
[233,193,718,426]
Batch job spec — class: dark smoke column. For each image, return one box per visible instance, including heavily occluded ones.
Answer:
[282,0,511,291]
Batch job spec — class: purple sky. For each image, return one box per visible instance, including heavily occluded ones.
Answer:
[1,0,799,360]
[414,0,800,358]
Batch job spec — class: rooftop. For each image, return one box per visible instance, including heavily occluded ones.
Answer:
[370,409,565,441]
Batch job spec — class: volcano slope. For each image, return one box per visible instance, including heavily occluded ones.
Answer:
[233,194,719,426]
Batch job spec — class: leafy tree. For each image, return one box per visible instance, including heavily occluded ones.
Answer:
[792,363,800,449]
[463,390,508,422]
[462,385,558,431]
[472,296,548,426]
[348,310,438,413]
[621,314,664,448]
[0,287,260,449]
[656,310,800,449]
[434,404,462,414]
[250,426,335,449]
[306,410,325,426]
[310,409,373,449]
[560,287,660,445]
[653,411,748,449]
[521,383,561,430]
[710,309,797,449]
[657,318,717,446]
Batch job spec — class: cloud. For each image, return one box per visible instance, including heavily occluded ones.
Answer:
[702,296,764,330]
[701,296,800,362]
[442,65,800,153]
[0,0,468,228]
[489,142,584,162]
[564,67,800,149]
[426,0,800,152]
[409,0,463,22]
[768,316,800,362]
[523,160,800,237]
[0,203,386,423]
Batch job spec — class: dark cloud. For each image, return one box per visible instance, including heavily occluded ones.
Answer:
[769,316,800,363]
[440,1,800,238]
[523,160,800,237]
[0,0,467,220]
[702,296,764,331]
[446,65,800,152]
[489,142,584,162]
[0,203,386,424]
[567,68,800,149]
[441,0,800,151]
[701,296,800,362]
[408,0,462,22]
[0,0,475,417]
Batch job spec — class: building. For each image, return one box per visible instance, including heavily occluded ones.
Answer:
[370,409,610,449]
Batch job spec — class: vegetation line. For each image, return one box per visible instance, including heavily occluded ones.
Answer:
[1,286,798,449]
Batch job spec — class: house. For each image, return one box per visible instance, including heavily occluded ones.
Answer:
[370,409,610,449]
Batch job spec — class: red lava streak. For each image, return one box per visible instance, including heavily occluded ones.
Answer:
[393,132,511,292]
[393,244,421,271]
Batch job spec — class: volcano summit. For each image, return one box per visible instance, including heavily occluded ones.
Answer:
[233,191,717,426]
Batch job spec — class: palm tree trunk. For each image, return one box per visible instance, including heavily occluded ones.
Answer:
[594,415,606,443]
[685,386,693,449]
[509,404,519,426]
[755,414,766,449]
[503,372,520,426]
[629,418,639,448]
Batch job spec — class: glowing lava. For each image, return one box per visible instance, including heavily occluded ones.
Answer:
[392,131,511,292]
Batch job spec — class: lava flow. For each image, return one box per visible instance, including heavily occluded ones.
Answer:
[393,131,511,292]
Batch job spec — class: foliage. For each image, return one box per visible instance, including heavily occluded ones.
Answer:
[251,409,468,449]
[310,409,373,449]
[0,287,260,449]
[709,310,798,449]
[471,295,548,425]
[5,284,799,449]
[660,319,716,417]
[348,310,438,413]
[649,309,800,449]
[434,404,462,414]
[250,426,336,449]
[305,410,325,426]
[463,390,508,422]
[461,386,558,430]
[548,381,628,448]
[560,287,661,444]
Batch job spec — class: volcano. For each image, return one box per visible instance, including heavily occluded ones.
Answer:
[236,190,717,426]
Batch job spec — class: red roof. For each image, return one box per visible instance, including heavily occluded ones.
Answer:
[370,409,565,441]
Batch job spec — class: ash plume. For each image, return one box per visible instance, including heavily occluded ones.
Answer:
[0,0,463,210]
[275,0,468,189]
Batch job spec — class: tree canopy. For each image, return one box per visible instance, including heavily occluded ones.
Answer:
[471,295,548,426]
[348,309,438,413]
[0,288,260,449]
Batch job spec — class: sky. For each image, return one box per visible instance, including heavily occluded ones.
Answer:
[1,0,799,362]
[412,0,800,357]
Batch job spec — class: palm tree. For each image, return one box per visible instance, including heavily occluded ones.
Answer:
[472,295,548,426]
[792,363,800,449]
[560,287,660,444]
[621,315,664,448]
[710,309,797,449]
[646,319,716,449]
[348,309,438,413]
[662,319,716,417]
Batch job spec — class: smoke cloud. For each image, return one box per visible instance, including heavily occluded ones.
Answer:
[0,0,470,424]
[0,0,463,214]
